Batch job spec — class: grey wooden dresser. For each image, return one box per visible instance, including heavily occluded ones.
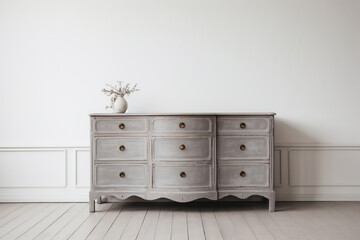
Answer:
[90,113,275,212]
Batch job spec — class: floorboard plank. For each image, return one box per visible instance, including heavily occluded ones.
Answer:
[153,207,173,240]
[136,205,160,240]
[34,203,87,240]
[52,204,92,240]
[86,203,123,240]
[254,202,313,240]
[314,202,360,240]
[119,206,147,240]
[200,208,223,240]
[187,208,205,240]
[214,208,239,240]
[332,201,360,228]
[273,202,333,240]
[67,203,113,240]
[241,210,276,240]
[0,204,34,228]
[228,208,258,240]
[17,203,74,240]
[0,203,48,238]
[102,204,134,240]
[0,204,58,240]
[0,204,23,220]
[171,207,188,240]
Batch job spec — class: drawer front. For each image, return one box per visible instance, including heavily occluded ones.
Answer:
[153,117,211,133]
[218,164,269,187]
[218,136,269,160]
[95,137,147,160]
[153,137,211,161]
[153,165,211,188]
[217,117,270,134]
[94,118,147,133]
[95,164,146,187]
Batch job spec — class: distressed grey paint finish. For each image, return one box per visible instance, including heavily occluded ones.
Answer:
[89,113,275,212]
[153,118,211,132]
[94,118,147,133]
[153,137,211,161]
[95,137,147,160]
[217,117,270,135]
[218,164,269,187]
[95,164,147,187]
[217,136,269,160]
[153,165,211,188]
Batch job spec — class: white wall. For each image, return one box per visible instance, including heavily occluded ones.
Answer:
[0,0,360,201]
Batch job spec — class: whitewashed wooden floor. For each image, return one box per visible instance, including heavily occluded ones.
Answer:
[0,201,359,240]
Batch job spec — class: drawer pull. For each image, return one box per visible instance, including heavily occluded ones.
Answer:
[180,172,186,178]
[240,122,246,129]
[119,123,125,129]
[119,145,126,151]
[119,172,126,178]
[240,171,246,177]
[179,122,186,128]
[240,144,246,151]
[179,144,186,150]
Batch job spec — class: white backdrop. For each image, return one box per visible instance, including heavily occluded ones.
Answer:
[0,0,360,201]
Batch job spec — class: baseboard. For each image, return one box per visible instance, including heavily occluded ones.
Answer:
[276,194,360,201]
[0,195,89,202]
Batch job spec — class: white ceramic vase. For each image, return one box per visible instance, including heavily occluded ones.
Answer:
[113,96,128,113]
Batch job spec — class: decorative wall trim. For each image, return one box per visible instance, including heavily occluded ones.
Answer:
[74,149,90,188]
[0,147,89,202]
[274,149,281,187]
[276,194,360,201]
[0,148,68,188]
[287,147,360,187]
[0,195,89,202]
[274,145,360,201]
[0,145,359,202]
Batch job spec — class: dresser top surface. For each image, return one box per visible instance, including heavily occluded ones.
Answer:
[90,112,276,117]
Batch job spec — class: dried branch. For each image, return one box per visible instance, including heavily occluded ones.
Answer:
[102,81,140,99]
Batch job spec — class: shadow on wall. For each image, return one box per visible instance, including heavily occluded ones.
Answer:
[274,118,318,146]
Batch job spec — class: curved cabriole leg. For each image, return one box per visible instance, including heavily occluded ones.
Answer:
[89,192,95,212]
[269,191,275,212]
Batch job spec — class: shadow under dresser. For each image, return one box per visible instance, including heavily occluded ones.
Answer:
[89,113,275,212]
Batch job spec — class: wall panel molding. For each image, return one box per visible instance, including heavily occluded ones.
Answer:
[74,149,91,188]
[0,147,89,202]
[0,148,67,188]
[274,145,360,201]
[0,145,359,202]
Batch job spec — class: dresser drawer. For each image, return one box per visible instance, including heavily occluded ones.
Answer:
[95,137,147,160]
[95,164,147,187]
[218,136,269,160]
[218,164,269,187]
[217,117,270,135]
[153,165,211,188]
[153,137,211,161]
[94,118,147,133]
[153,117,211,133]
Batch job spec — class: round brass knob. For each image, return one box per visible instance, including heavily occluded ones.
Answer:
[119,145,126,151]
[240,122,246,129]
[119,172,126,178]
[179,122,186,129]
[240,171,246,177]
[180,172,186,178]
[240,144,246,151]
[179,144,186,150]
[119,123,125,129]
